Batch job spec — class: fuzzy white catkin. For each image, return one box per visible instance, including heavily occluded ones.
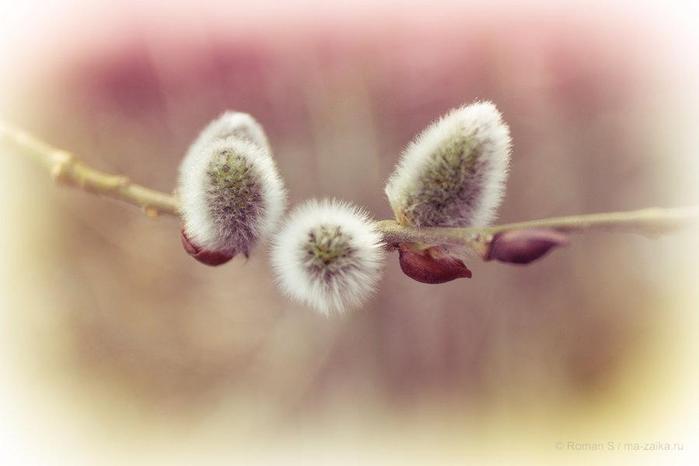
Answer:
[179,111,271,181]
[384,101,512,228]
[178,113,286,256]
[272,199,385,315]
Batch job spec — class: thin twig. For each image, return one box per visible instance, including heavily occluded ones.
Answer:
[376,206,699,257]
[2,122,698,255]
[0,122,180,217]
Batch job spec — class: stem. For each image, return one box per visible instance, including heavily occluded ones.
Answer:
[375,206,699,257]
[0,122,180,217]
[2,122,698,255]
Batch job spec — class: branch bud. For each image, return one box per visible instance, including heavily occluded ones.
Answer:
[180,229,235,266]
[398,244,472,284]
[486,229,569,264]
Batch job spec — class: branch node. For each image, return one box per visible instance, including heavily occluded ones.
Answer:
[144,206,160,218]
[108,175,131,191]
[49,150,75,184]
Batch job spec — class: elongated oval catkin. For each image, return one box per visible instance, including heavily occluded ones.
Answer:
[178,112,286,263]
[385,101,511,228]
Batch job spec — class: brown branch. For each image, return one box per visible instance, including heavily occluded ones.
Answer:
[376,206,699,258]
[0,122,180,217]
[2,122,698,256]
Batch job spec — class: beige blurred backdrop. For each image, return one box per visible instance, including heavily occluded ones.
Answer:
[1,1,698,464]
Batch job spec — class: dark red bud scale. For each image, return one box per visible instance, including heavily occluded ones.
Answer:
[180,229,235,266]
[398,244,472,284]
[486,229,569,265]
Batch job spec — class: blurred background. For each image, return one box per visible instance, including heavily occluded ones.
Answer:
[1,0,698,464]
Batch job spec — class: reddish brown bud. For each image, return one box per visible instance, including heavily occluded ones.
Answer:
[180,229,235,266]
[398,245,472,284]
[486,229,568,265]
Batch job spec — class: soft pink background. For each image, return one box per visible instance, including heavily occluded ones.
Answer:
[1,1,698,464]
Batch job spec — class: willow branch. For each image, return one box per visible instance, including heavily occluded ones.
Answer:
[376,206,699,257]
[2,122,698,256]
[0,122,180,217]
